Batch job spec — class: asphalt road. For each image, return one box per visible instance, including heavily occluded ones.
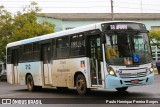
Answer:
[0,75,160,107]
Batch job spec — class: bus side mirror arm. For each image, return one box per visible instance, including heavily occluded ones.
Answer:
[101,33,106,43]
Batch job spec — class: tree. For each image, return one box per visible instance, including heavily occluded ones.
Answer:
[9,1,54,42]
[0,6,14,61]
[148,30,160,45]
[0,2,55,61]
[149,30,160,40]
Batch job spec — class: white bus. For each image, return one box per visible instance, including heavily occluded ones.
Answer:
[6,21,154,95]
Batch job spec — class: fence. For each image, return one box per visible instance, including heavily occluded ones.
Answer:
[151,46,160,62]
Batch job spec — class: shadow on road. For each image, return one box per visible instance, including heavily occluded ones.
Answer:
[13,87,151,98]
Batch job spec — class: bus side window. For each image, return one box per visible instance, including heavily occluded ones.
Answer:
[79,34,86,56]
[7,48,12,64]
[56,36,69,58]
[70,34,86,57]
[52,39,56,59]
[23,44,33,61]
[33,42,40,61]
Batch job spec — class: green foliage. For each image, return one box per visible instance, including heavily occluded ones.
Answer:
[149,30,160,46]
[0,2,55,61]
[149,30,160,41]
[0,6,14,61]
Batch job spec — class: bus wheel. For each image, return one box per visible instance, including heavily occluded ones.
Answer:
[26,75,35,92]
[116,87,128,92]
[76,74,88,95]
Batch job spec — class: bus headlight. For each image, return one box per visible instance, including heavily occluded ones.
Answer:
[107,66,116,76]
[109,70,116,76]
[149,68,154,73]
[149,63,154,73]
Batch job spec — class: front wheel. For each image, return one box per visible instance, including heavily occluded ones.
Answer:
[76,74,89,95]
[116,87,128,92]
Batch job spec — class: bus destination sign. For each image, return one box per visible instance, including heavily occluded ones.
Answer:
[110,24,128,30]
[101,23,146,31]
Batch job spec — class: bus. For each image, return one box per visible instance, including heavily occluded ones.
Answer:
[6,21,154,95]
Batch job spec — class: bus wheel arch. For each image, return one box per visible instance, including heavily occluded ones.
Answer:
[74,72,90,95]
[25,73,32,84]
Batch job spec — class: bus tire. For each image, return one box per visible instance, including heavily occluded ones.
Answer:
[116,87,128,92]
[26,75,35,92]
[76,74,89,95]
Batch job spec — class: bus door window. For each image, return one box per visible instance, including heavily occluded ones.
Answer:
[42,43,52,85]
[12,49,19,84]
[88,36,102,85]
[42,44,51,64]
[12,49,19,66]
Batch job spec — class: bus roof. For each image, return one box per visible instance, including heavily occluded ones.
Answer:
[6,21,143,48]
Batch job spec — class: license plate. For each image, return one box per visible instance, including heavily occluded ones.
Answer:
[131,80,139,84]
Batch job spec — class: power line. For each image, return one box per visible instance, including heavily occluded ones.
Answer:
[115,6,160,12]
[4,5,111,8]
[115,1,160,7]
[4,6,160,12]
[1,0,160,7]
[0,0,110,3]
[2,0,160,12]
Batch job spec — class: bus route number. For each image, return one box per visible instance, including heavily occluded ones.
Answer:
[25,64,31,70]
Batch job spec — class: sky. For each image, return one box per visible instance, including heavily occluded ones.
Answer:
[0,0,160,13]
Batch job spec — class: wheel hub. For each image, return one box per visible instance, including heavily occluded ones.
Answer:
[77,79,84,90]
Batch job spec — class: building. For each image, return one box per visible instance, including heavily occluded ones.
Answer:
[37,13,160,32]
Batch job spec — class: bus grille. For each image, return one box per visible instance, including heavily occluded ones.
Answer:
[119,72,147,78]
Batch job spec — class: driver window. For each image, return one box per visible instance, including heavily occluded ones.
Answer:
[117,34,131,57]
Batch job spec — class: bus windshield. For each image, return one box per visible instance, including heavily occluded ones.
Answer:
[105,31,152,66]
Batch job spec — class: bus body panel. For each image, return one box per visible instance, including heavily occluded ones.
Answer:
[18,62,43,86]
[43,63,52,85]
[7,64,13,84]
[6,64,19,84]
[51,57,89,87]
[106,72,154,88]
[13,65,19,84]
[105,63,154,88]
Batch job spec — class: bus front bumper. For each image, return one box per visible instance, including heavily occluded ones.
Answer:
[105,72,154,89]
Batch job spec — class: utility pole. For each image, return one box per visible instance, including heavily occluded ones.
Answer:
[140,0,143,20]
[111,0,114,21]
[140,0,143,13]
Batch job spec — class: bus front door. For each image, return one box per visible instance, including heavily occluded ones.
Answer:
[88,36,102,86]
[42,44,52,85]
[12,49,19,84]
